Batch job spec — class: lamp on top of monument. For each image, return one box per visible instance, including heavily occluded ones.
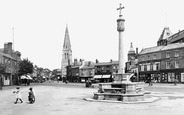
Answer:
[117,3,125,32]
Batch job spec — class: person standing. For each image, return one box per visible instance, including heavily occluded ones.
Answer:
[57,77,60,83]
[13,87,23,104]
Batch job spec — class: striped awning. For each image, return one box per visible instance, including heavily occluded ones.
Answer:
[102,75,111,78]
[93,75,102,79]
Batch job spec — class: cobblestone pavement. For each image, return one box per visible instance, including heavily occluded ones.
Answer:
[0,81,184,115]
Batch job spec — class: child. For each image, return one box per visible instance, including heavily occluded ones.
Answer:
[28,87,35,104]
[13,87,23,104]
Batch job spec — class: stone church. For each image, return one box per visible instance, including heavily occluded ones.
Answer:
[61,26,72,78]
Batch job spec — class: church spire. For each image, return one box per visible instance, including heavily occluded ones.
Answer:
[61,25,72,78]
[63,25,71,50]
[128,42,135,54]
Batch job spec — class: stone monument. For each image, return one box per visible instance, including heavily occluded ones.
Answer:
[113,3,133,83]
[84,4,157,103]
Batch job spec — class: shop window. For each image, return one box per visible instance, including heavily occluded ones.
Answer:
[181,73,184,82]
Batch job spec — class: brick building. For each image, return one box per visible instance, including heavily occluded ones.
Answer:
[0,42,21,86]
[138,27,184,83]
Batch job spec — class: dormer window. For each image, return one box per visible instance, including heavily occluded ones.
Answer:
[166,32,170,36]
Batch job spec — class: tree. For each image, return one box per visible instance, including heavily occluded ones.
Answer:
[18,58,33,76]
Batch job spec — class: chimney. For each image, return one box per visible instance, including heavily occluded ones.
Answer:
[110,59,113,63]
[74,59,77,66]
[95,59,99,63]
[7,42,12,55]
[3,43,8,54]
[136,47,138,59]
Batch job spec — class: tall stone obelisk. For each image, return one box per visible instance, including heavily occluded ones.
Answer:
[117,3,125,74]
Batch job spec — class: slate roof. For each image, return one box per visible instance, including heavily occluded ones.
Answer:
[139,42,184,55]
[139,46,164,55]
[95,61,118,66]
[0,51,15,60]
[161,42,184,51]
[168,30,184,43]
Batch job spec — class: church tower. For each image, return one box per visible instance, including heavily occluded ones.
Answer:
[128,42,136,61]
[61,26,72,78]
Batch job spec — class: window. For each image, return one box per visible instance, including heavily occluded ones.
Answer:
[153,54,156,60]
[166,61,170,69]
[141,65,144,71]
[106,65,110,68]
[150,63,153,71]
[156,63,160,70]
[175,60,179,68]
[144,65,147,71]
[5,58,7,63]
[142,56,145,61]
[147,64,150,71]
[147,55,150,60]
[175,51,179,57]
[153,64,156,70]
[166,51,170,58]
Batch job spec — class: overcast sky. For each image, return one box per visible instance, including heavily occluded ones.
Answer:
[0,0,184,70]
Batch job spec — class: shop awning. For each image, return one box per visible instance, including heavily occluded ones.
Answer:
[26,75,33,80]
[93,75,102,79]
[21,75,27,79]
[102,75,111,78]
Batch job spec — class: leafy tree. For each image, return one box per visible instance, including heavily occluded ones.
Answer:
[18,58,33,76]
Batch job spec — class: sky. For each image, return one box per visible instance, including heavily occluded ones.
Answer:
[0,0,184,71]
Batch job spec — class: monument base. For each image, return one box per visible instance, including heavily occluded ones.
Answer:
[93,73,148,102]
[113,72,133,83]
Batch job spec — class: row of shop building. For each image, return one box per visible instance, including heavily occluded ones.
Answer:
[66,59,119,83]
[65,27,184,84]
[138,28,184,83]
[0,42,53,87]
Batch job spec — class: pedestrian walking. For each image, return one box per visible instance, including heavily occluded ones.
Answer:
[13,87,23,104]
[57,77,60,83]
[174,78,178,85]
[28,87,35,104]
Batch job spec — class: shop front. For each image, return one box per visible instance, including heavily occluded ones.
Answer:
[139,71,161,83]
[160,69,184,83]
